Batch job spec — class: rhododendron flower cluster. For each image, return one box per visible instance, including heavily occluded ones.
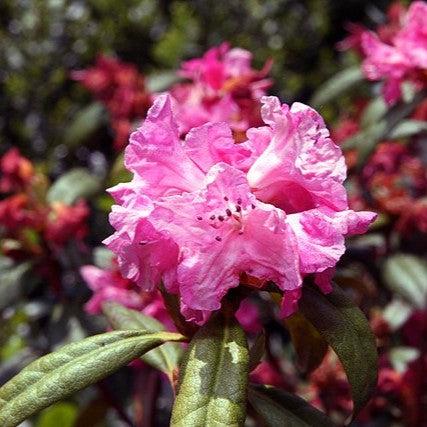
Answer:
[170,42,272,138]
[344,139,427,234]
[0,148,89,290]
[360,1,427,104]
[72,55,152,150]
[104,94,376,324]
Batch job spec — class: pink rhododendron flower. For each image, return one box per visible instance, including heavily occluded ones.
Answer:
[170,42,272,136]
[80,264,144,314]
[72,55,152,150]
[44,200,89,247]
[80,261,174,329]
[235,298,262,334]
[361,1,427,104]
[104,94,376,324]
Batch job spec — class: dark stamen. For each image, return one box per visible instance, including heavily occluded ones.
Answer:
[218,215,225,221]
[215,236,222,242]
[251,204,256,210]
[224,196,229,201]
[197,216,203,220]
[236,205,242,213]
[237,198,242,205]
[210,215,216,220]
[226,208,232,217]
[139,241,147,245]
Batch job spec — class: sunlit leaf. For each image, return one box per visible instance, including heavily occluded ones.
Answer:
[388,119,427,139]
[146,71,182,92]
[0,330,184,427]
[310,66,364,107]
[299,283,378,416]
[383,254,427,308]
[248,384,334,427]
[171,311,249,426]
[102,302,183,379]
[47,168,101,204]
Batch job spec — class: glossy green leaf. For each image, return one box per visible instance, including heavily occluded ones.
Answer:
[248,384,334,427]
[0,259,32,311]
[310,66,364,107]
[299,284,378,415]
[285,312,328,374]
[171,311,249,426]
[0,330,184,427]
[360,97,387,128]
[383,254,427,308]
[102,302,183,378]
[47,168,101,204]
[388,119,427,139]
[63,102,105,148]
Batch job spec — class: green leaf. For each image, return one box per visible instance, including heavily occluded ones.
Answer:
[389,347,420,373]
[248,384,334,427]
[249,332,265,372]
[310,66,364,107]
[382,254,427,308]
[159,283,198,338]
[102,302,183,378]
[36,403,78,427]
[342,91,426,168]
[299,283,378,416]
[47,168,101,204]
[360,97,388,128]
[285,312,328,374]
[388,119,427,139]
[93,247,115,270]
[63,102,105,148]
[171,311,249,427]
[0,259,32,311]
[146,71,182,92]
[0,330,184,427]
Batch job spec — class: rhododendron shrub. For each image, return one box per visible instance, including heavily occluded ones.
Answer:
[1,94,379,426]
[5,10,427,422]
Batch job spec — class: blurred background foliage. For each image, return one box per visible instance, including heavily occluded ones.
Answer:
[1,0,395,163]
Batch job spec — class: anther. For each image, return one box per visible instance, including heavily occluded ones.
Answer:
[237,198,242,205]
[197,216,203,220]
[139,241,147,245]
[210,215,216,220]
[236,205,242,213]
[251,204,256,210]
[226,209,232,217]
[218,215,225,221]
[224,196,229,201]
[215,236,222,241]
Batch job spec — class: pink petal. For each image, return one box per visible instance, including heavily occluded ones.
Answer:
[124,94,205,198]
[287,207,377,274]
[247,96,347,212]
[183,122,253,173]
